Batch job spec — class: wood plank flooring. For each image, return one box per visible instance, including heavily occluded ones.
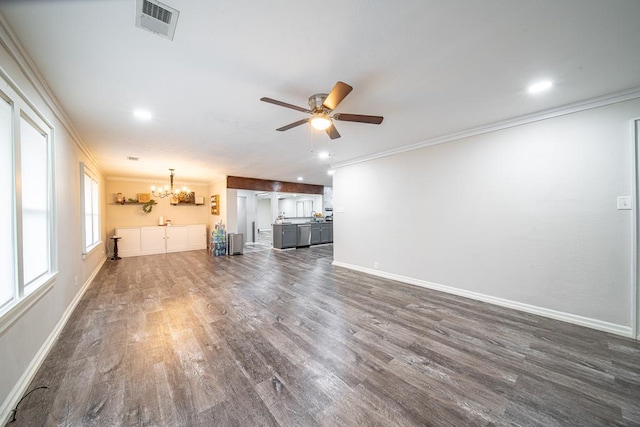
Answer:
[11,245,640,426]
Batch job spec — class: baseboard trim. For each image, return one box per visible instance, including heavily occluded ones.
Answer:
[332,261,633,338]
[0,257,106,425]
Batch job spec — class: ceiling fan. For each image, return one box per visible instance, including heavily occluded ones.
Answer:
[260,81,383,139]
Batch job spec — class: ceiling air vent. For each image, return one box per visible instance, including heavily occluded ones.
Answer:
[135,0,179,41]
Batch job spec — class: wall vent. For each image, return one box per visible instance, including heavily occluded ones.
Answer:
[135,0,179,41]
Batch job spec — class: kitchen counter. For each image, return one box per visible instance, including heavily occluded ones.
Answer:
[272,222,333,249]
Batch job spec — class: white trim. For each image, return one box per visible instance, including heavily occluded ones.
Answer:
[332,261,633,338]
[107,175,209,187]
[332,87,640,170]
[633,118,640,340]
[0,257,106,425]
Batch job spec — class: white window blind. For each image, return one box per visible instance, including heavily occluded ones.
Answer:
[81,163,100,252]
[20,116,50,286]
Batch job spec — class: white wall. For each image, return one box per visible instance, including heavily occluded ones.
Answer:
[226,188,238,233]
[0,25,106,419]
[237,189,257,242]
[333,98,638,335]
[106,179,210,236]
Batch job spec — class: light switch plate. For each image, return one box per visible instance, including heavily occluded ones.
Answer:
[617,196,632,210]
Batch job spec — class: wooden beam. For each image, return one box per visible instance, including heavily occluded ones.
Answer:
[226,176,324,195]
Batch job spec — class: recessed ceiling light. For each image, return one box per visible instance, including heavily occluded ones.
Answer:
[297,176,303,181]
[133,109,152,120]
[327,170,335,175]
[527,80,553,94]
[318,151,330,159]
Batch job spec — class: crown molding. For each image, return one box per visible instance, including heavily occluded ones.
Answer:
[0,13,102,175]
[106,176,210,187]
[332,87,640,169]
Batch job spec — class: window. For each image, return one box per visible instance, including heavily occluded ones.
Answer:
[0,76,56,327]
[81,162,100,253]
[0,97,14,308]
[21,116,51,286]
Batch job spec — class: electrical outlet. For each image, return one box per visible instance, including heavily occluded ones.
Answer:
[374,261,379,269]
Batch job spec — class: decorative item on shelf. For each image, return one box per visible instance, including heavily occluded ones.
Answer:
[142,199,157,213]
[210,194,220,215]
[151,168,190,200]
[165,219,172,226]
[138,193,151,203]
[171,191,195,205]
[127,197,137,203]
[116,192,123,204]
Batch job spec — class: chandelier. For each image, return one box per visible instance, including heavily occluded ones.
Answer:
[150,168,190,198]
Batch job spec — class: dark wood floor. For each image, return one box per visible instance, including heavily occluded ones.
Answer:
[11,245,640,426]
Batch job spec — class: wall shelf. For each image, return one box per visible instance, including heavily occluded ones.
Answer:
[211,194,220,215]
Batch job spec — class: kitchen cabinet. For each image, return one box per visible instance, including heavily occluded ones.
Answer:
[141,227,166,255]
[320,223,332,243]
[115,227,141,257]
[187,224,208,251]
[311,222,333,244]
[310,224,321,245]
[115,224,206,257]
[166,226,189,253]
[273,224,298,249]
[275,223,332,249]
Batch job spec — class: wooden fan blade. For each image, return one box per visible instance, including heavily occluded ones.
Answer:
[277,118,309,131]
[333,113,384,124]
[322,81,353,111]
[325,123,341,139]
[261,97,311,113]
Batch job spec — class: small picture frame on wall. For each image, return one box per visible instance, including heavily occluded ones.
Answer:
[138,193,151,203]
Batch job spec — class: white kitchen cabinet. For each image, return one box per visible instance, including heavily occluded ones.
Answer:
[141,227,167,255]
[115,224,207,257]
[186,224,207,250]
[166,226,188,253]
[115,227,141,257]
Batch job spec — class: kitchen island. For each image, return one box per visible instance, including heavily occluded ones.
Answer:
[272,222,333,249]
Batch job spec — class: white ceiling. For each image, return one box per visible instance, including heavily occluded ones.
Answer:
[1,0,639,186]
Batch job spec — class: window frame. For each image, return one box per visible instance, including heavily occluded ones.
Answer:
[80,162,101,254]
[0,70,57,333]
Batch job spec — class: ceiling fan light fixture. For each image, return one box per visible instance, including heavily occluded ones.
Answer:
[311,115,332,130]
